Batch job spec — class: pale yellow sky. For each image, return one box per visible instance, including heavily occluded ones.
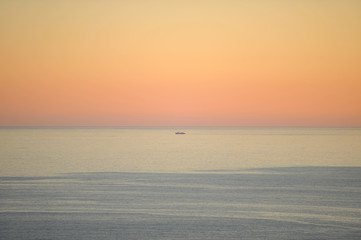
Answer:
[1,0,361,126]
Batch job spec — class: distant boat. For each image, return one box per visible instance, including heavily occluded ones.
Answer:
[175,132,186,134]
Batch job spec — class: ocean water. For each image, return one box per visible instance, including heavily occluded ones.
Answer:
[1,127,361,239]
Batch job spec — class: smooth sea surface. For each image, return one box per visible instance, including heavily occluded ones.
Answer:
[1,127,361,239]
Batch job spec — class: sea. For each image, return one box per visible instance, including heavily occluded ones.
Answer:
[1,127,361,239]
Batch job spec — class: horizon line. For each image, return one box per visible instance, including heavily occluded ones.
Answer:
[1,125,360,128]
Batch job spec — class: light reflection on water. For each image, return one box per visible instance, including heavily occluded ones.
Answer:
[1,127,361,176]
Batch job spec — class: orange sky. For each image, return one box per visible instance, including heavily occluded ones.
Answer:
[1,0,361,126]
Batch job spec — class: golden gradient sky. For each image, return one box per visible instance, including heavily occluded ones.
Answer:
[1,0,361,126]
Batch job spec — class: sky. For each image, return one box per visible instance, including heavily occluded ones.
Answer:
[1,0,360,127]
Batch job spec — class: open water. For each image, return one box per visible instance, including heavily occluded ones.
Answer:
[1,127,361,239]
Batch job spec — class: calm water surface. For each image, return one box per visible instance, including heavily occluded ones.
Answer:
[1,127,361,176]
[1,128,361,239]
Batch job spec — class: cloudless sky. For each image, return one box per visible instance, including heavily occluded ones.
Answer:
[1,0,360,126]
